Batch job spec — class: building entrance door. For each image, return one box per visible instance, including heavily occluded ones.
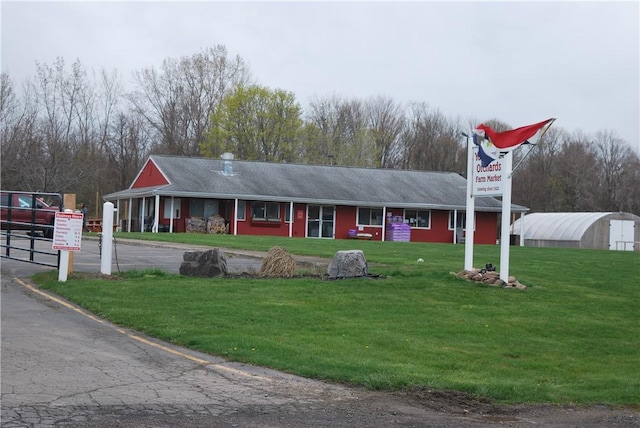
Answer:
[609,219,635,251]
[307,205,335,238]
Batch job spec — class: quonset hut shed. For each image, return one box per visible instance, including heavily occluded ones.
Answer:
[511,212,640,251]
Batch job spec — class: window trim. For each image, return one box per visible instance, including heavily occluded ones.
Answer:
[404,209,431,229]
[357,206,383,226]
[449,211,475,231]
[251,201,281,222]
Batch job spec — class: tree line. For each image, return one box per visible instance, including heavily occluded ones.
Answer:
[1,46,638,216]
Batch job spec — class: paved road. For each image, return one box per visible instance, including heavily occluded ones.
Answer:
[1,234,267,276]
[0,235,474,427]
[4,235,636,427]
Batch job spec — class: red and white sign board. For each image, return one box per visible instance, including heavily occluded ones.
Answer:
[52,212,83,251]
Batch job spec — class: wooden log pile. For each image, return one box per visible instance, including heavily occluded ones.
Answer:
[207,214,227,234]
[452,268,527,290]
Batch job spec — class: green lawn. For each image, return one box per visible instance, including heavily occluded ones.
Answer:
[35,233,639,406]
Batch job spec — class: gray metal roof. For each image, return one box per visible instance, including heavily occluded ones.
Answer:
[104,155,528,213]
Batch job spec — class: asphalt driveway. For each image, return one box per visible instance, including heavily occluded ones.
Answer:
[2,236,637,427]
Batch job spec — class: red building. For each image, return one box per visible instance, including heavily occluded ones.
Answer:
[103,155,528,244]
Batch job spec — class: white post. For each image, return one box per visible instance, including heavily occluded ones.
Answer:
[288,201,294,238]
[233,198,239,236]
[464,136,475,271]
[382,206,387,242]
[169,197,175,233]
[141,198,146,232]
[500,152,513,282]
[100,202,114,275]
[453,209,458,244]
[58,251,70,282]
[127,198,132,232]
[519,212,525,247]
[153,194,160,233]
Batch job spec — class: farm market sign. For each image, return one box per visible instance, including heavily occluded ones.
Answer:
[472,152,503,196]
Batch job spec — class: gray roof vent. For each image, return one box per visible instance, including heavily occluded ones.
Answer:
[221,152,234,176]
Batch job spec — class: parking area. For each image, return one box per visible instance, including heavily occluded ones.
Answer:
[1,232,264,276]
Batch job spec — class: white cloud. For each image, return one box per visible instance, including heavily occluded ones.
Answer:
[2,1,638,152]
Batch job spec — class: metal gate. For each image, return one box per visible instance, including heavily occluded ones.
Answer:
[1,190,63,268]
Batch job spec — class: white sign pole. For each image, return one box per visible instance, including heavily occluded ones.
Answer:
[499,151,513,283]
[59,250,70,282]
[464,136,475,271]
[100,202,114,275]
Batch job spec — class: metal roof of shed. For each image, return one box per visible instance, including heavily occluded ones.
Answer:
[104,155,528,213]
[511,212,612,241]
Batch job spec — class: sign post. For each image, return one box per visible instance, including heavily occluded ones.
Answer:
[465,118,555,283]
[100,202,114,275]
[499,152,513,283]
[52,210,83,282]
[464,135,475,271]
[464,139,506,271]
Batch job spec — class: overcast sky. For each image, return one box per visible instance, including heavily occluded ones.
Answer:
[2,1,639,153]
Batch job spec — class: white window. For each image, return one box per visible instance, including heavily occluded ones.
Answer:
[404,209,431,228]
[252,202,280,221]
[357,207,383,226]
[188,199,218,219]
[164,198,182,219]
[449,212,472,230]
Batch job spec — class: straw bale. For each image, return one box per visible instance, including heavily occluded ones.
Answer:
[260,246,296,278]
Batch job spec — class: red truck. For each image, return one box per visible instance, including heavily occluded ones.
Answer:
[0,192,61,239]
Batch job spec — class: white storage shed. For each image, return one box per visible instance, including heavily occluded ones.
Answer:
[511,212,639,251]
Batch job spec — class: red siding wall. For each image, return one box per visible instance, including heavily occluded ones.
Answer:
[133,161,169,188]
[235,203,290,237]
[335,206,365,239]
[144,196,499,244]
[474,212,498,245]
[331,207,498,244]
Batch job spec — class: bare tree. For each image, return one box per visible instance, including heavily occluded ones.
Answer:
[104,111,151,191]
[305,95,343,164]
[399,103,464,172]
[0,74,40,190]
[593,130,636,212]
[511,126,564,211]
[555,135,599,211]
[618,153,640,215]
[129,46,251,156]
[305,95,371,166]
[365,96,405,168]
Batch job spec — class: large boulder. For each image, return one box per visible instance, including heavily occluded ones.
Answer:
[179,248,228,277]
[327,250,368,279]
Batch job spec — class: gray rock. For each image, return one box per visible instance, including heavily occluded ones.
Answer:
[327,250,368,279]
[179,248,228,277]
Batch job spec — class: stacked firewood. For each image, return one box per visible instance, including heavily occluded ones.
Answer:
[207,214,227,234]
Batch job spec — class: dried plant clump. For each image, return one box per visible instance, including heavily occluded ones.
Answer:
[260,246,296,278]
